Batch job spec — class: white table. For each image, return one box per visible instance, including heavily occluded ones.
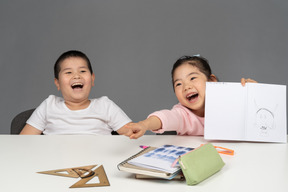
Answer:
[0,135,287,192]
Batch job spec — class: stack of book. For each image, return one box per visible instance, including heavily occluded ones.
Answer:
[117,145,194,180]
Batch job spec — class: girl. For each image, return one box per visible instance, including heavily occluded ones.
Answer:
[126,55,256,139]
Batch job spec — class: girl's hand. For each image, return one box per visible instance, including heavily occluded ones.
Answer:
[124,122,148,139]
[123,116,162,139]
[241,78,258,86]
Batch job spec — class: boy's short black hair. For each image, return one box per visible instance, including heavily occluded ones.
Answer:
[54,50,93,79]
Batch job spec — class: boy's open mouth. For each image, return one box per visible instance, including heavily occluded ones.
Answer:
[71,82,84,89]
[186,93,198,102]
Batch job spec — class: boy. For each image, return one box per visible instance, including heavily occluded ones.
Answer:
[20,50,132,135]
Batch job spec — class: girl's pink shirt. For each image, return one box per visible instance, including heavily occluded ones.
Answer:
[148,103,204,135]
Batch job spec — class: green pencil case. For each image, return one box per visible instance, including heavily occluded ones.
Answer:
[178,143,225,185]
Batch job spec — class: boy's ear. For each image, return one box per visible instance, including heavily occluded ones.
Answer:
[209,74,218,82]
[54,78,60,90]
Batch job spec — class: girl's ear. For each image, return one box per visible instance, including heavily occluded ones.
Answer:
[54,78,60,90]
[91,73,95,87]
[209,74,218,82]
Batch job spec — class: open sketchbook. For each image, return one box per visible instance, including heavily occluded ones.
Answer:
[204,82,287,143]
[118,145,193,179]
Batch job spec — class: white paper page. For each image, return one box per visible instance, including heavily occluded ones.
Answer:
[246,83,287,143]
[204,82,246,141]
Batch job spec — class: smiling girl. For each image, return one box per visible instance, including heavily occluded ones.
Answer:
[127,55,256,139]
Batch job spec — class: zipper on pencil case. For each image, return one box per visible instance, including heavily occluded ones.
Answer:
[171,143,234,168]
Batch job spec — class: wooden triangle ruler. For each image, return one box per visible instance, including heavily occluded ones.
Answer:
[38,165,97,178]
[38,164,110,188]
[70,165,110,188]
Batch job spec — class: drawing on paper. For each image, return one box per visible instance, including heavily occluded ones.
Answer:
[255,108,275,136]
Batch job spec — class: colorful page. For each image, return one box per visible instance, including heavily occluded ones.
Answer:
[128,145,193,173]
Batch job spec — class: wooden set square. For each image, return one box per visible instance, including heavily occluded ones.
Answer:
[38,164,110,188]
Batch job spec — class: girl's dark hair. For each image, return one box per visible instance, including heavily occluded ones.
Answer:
[54,50,93,79]
[171,55,213,87]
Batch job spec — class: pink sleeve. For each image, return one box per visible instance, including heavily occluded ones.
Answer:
[148,104,204,135]
[148,109,182,134]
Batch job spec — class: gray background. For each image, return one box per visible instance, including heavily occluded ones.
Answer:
[0,0,287,134]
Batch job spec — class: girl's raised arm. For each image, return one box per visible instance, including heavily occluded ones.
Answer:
[241,78,257,86]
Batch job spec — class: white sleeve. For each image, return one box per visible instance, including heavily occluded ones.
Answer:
[104,97,132,131]
[26,99,48,131]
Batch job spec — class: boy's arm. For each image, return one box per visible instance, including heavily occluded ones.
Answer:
[20,124,42,135]
[118,116,162,139]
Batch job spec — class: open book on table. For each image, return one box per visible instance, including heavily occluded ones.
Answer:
[204,82,287,143]
[117,145,193,180]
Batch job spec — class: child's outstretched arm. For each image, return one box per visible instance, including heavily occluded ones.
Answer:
[241,78,257,86]
[124,116,162,139]
[116,122,134,136]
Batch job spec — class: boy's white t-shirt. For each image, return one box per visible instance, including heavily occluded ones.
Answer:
[26,95,131,135]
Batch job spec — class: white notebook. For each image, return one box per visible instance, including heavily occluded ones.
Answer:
[204,82,287,143]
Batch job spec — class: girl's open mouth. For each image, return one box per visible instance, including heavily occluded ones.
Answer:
[186,93,199,102]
